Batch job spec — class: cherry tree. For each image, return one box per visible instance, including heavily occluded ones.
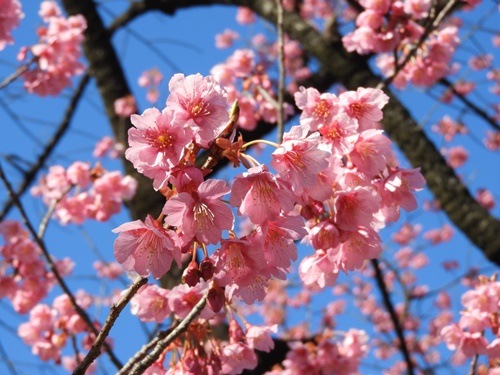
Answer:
[1,0,500,374]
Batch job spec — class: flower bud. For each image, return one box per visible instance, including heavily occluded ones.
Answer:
[207,282,225,313]
[182,262,200,287]
[200,257,215,281]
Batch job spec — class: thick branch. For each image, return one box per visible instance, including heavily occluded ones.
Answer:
[60,0,165,220]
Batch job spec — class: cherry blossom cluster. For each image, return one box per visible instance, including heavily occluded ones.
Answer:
[128,281,271,374]
[93,136,125,159]
[138,67,164,103]
[0,0,23,51]
[0,219,74,314]
[114,72,425,304]
[17,1,86,96]
[31,161,137,225]
[342,0,462,88]
[17,290,99,372]
[111,71,426,373]
[211,38,309,131]
[265,330,369,375]
[441,274,500,372]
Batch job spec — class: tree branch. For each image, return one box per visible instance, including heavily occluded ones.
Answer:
[0,164,123,370]
[73,276,148,375]
[371,259,415,375]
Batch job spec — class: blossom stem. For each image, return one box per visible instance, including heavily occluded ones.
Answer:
[276,0,285,144]
[242,139,281,149]
[240,153,260,168]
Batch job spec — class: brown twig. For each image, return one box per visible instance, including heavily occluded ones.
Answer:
[0,58,35,90]
[378,0,460,89]
[439,77,500,132]
[276,0,285,144]
[73,276,148,375]
[0,163,123,370]
[371,259,415,375]
[127,294,208,375]
[0,74,90,221]
[468,354,479,375]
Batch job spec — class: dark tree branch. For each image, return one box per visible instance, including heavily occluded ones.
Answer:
[439,77,500,132]
[61,0,165,221]
[219,0,500,265]
[371,259,415,375]
[0,74,90,221]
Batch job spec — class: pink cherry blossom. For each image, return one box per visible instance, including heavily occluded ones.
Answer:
[443,146,469,168]
[168,282,215,320]
[332,227,383,272]
[340,87,389,130]
[126,107,193,190]
[318,111,359,155]
[226,49,255,78]
[404,0,431,20]
[113,215,181,279]
[349,129,392,177]
[423,223,454,245]
[166,73,229,148]
[235,7,255,25]
[299,251,339,288]
[431,115,467,142]
[271,126,331,195]
[221,342,257,374]
[114,95,137,117]
[257,215,306,271]
[230,164,295,225]
[213,236,266,292]
[476,188,495,210]
[163,179,233,245]
[130,284,170,323]
[294,86,340,131]
[359,0,391,13]
[66,161,90,188]
[19,2,86,96]
[392,222,422,245]
[334,186,381,231]
[215,29,239,49]
[0,0,23,51]
[245,323,278,352]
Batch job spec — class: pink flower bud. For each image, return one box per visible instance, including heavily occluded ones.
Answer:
[200,258,215,281]
[207,283,225,313]
[182,262,200,287]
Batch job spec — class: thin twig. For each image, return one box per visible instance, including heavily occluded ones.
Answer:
[371,259,415,375]
[73,276,148,375]
[439,77,500,132]
[276,0,285,144]
[468,354,479,375]
[37,185,72,239]
[378,0,460,89]
[0,58,35,90]
[117,327,175,375]
[128,294,208,375]
[0,74,90,221]
[0,164,123,370]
